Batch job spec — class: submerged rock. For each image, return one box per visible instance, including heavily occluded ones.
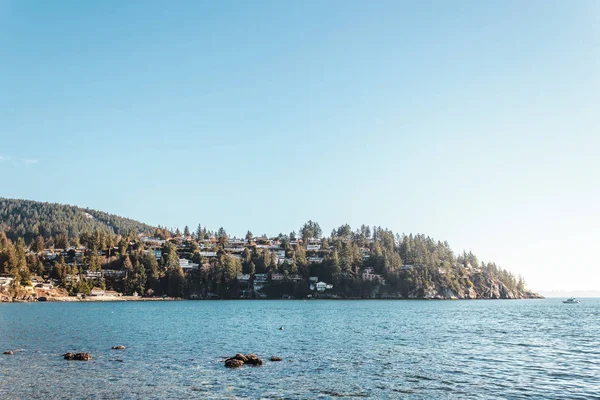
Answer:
[63,352,92,361]
[3,350,13,355]
[225,359,245,368]
[269,356,282,362]
[111,346,126,350]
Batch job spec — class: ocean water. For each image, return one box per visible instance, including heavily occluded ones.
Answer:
[0,299,599,399]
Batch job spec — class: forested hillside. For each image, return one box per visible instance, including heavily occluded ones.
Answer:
[0,198,155,242]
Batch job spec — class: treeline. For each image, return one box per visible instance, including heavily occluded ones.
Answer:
[0,218,530,299]
[0,198,155,243]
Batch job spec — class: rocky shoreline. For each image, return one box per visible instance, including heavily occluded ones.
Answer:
[0,294,543,303]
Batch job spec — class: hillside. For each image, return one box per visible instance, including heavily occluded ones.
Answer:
[0,198,155,242]
[0,199,541,301]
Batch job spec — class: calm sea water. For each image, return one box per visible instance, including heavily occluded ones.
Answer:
[1,299,599,399]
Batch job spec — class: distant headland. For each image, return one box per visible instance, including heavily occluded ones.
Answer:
[0,198,542,302]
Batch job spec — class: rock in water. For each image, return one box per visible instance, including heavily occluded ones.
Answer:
[3,350,14,355]
[232,353,248,363]
[225,359,245,368]
[224,353,264,368]
[269,356,282,362]
[63,352,92,361]
[111,346,126,350]
[244,354,263,366]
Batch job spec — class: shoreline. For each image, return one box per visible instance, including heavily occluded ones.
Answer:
[0,296,544,303]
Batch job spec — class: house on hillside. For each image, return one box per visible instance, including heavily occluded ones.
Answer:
[271,273,284,281]
[179,259,199,271]
[30,275,45,286]
[253,274,268,291]
[0,276,14,288]
[362,268,386,285]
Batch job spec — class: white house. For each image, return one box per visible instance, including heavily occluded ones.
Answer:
[306,244,321,251]
[90,288,105,296]
[179,259,199,271]
[315,281,333,292]
[141,237,166,245]
[86,271,102,279]
[0,276,14,287]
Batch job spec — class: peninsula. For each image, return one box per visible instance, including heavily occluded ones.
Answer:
[0,198,541,302]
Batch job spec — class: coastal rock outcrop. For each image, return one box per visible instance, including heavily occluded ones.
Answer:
[3,350,14,355]
[63,352,92,361]
[224,353,263,368]
[269,356,282,361]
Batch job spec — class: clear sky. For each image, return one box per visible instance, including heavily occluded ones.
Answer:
[1,0,598,292]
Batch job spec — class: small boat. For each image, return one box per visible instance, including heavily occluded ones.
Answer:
[563,297,580,304]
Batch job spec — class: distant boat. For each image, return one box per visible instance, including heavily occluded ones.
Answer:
[563,297,580,304]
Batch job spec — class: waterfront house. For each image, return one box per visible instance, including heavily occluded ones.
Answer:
[0,275,14,287]
[90,288,105,296]
[315,281,333,292]
[39,282,54,290]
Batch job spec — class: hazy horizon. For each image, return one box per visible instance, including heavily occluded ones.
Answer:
[2,1,599,292]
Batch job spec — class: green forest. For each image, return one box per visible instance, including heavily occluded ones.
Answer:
[0,198,155,242]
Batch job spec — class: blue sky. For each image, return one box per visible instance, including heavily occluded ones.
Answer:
[1,0,599,291]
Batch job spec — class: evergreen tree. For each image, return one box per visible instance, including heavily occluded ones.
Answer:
[31,235,45,253]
